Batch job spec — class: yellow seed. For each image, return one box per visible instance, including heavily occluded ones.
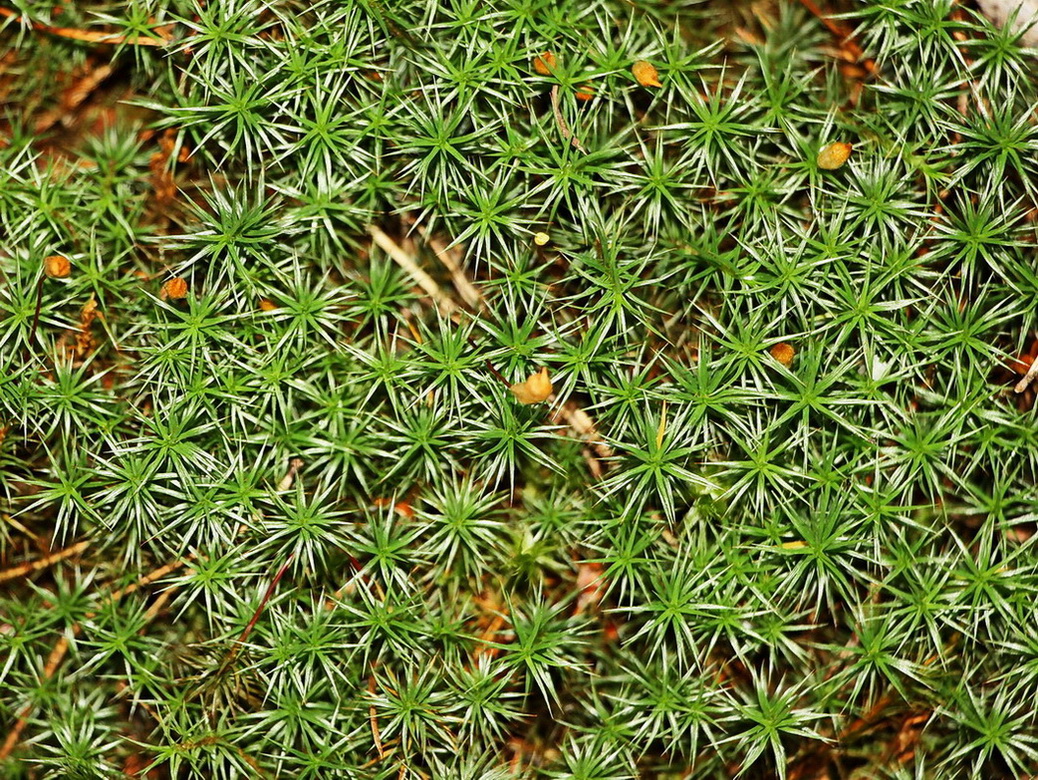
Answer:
[259,298,278,311]
[770,342,795,367]
[817,141,853,170]
[632,60,662,88]
[533,51,557,76]
[533,232,550,246]
[781,540,807,550]
[44,255,71,279]
[510,367,553,404]
[161,277,188,300]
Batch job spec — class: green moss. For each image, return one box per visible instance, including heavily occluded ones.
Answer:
[2,0,1038,776]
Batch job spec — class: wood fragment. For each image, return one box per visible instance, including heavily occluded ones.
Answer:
[368,676,384,758]
[212,554,295,680]
[0,635,69,759]
[1014,353,1038,393]
[795,0,875,73]
[108,556,194,602]
[580,447,603,480]
[552,401,614,462]
[34,63,113,134]
[368,225,457,315]
[370,226,614,483]
[416,227,484,310]
[550,84,587,152]
[0,554,193,760]
[0,539,90,583]
[0,7,170,47]
[276,457,304,492]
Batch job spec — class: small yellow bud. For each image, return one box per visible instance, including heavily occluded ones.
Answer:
[44,255,71,279]
[817,141,852,170]
[160,277,188,301]
[533,232,550,246]
[770,342,795,367]
[510,367,553,405]
[632,60,662,88]
[533,51,557,76]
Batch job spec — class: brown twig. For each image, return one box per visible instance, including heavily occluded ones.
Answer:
[0,555,193,761]
[551,400,614,473]
[0,539,90,583]
[372,225,614,479]
[108,556,194,602]
[368,675,384,758]
[276,457,304,492]
[1,513,38,542]
[368,225,458,315]
[413,226,484,311]
[34,63,114,134]
[142,586,177,622]
[550,84,587,152]
[235,556,294,648]
[25,274,45,364]
[0,7,170,47]
[0,635,70,760]
[796,0,876,73]
[213,554,295,679]
[1014,354,1038,394]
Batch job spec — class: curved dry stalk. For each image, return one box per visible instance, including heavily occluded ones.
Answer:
[0,7,171,46]
[368,225,458,315]
[0,540,90,583]
[0,555,194,761]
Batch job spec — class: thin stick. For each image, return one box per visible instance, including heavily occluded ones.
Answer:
[212,554,296,680]
[550,85,587,152]
[374,225,614,479]
[0,7,170,46]
[1,513,38,541]
[551,401,614,462]
[415,227,484,310]
[234,555,294,649]
[368,225,457,315]
[109,555,194,602]
[795,0,876,73]
[368,675,384,758]
[142,586,176,621]
[0,555,192,761]
[25,274,45,362]
[0,539,90,583]
[1015,354,1038,394]
[0,636,69,759]
[276,457,304,492]
[34,63,114,134]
